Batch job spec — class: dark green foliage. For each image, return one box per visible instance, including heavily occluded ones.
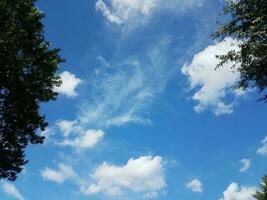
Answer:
[254,176,267,200]
[0,0,64,181]
[213,0,267,100]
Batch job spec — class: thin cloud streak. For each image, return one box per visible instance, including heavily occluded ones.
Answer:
[77,36,174,128]
[1,182,25,200]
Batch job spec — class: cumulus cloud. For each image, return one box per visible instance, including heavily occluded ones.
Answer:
[81,156,166,198]
[96,0,202,26]
[56,120,79,137]
[182,38,244,115]
[219,183,256,200]
[58,129,105,149]
[54,71,82,98]
[41,163,77,184]
[257,136,267,155]
[55,121,105,150]
[78,37,173,128]
[1,182,25,200]
[186,179,203,193]
[240,159,251,172]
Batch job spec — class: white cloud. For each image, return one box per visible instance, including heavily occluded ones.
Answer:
[143,191,160,199]
[79,66,151,127]
[186,179,203,193]
[182,38,244,115]
[240,159,251,172]
[58,129,105,149]
[219,183,256,200]
[56,120,79,137]
[78,37,172,128]
[81,156,166,198]
[96,0,202,26]
[1,182,25,200]
[96,0,157,25]
[41,163,77,184]
[40,127,55,143]
[54,71,82,98]
[50,38,172,151]
[257,136,267,155]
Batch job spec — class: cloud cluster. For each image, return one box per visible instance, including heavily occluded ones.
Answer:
[41,163,77,184]
[182,38,243,115]
[1,182,25,200]
[54,71,82,98]
[81,156,166,198]
[186,179,203,193]
[219,183,256,200]
[39,39,173,200]
[257,136,267,155]
[96,0,202,26]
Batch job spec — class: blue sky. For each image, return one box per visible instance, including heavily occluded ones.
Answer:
[1,0,267,200]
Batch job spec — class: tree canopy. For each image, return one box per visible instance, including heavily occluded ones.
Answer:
[213,0,267,100]
[254,175,267,200]
[0,0,64,181]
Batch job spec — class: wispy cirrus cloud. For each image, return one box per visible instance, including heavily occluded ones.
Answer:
[77,37,174,128]
[1,182,25,200]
